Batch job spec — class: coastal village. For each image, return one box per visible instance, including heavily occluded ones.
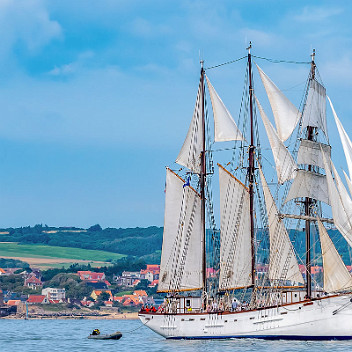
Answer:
[0,264,161,318]
[0,261,340,319]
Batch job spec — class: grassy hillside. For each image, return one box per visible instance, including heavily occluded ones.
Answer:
[0,242,125,262]
[0,225,163,259]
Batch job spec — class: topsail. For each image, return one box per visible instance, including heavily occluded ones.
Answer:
[256,64,301,142]
[176,80,203,173]
[206,75,244,142]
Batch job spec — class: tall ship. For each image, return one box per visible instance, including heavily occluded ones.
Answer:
[139,44,352,339]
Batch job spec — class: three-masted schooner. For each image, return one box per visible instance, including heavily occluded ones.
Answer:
[139,44,352,339]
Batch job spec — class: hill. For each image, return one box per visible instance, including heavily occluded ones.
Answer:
[0,224,163,264]
[0,225,351,267]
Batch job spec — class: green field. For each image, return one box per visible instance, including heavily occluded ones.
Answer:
[0,242,125,262]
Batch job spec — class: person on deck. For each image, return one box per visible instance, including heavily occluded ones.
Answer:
[231,299,238,312]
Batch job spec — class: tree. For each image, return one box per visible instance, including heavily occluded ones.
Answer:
[98,291,111,302]
[88,224,102,232]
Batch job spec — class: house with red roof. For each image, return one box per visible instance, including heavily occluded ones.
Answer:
[24,275,43,290]
[77,271,111,289]
[122,295,141,306]
[133,290,148,298]
[148,279,159,288]
[77,271,105,281]
[0,268,6,275]
[140,265,160,283]
[6,300,21,306]
[80,300,94,307]
[113,290,150,307]
[27,295,49,304]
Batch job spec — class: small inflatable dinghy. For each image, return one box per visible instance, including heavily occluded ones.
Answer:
[88,331,122,340]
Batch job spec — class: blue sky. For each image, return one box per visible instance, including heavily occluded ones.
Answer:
[0,0,351,228]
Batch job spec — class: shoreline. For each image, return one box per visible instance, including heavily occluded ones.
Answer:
[2,312,139,320]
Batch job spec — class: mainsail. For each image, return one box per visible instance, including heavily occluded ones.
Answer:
[259,168,304,284]
[285,169,330,205]
[317,219,352,292]
[297,139,331,170]
[301,79,328,139]
[218,164,252,290]
[206,75,244,142]
[256,96,296,184]
[158,168,203,292]
[176,79,203,173]
[256,64,301,142]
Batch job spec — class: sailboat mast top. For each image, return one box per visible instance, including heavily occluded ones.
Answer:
[200,60,207,303]
[247,42,256,287]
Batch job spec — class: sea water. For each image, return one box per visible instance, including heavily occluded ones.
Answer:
[1,319,352,352]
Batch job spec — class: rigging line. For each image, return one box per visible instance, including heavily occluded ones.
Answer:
[122,319,150,333]
[205,56,247,70]
[252,55,311,65]
[210,146,245,153]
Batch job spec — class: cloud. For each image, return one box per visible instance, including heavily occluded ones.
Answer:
[0,0,62,53]
[294,6,342,22]
[129,17,172,39]
[48,51,95,76]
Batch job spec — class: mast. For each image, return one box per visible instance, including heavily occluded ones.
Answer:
[304,49,316,299]
[200,60,207,305]
[247,43,256,287]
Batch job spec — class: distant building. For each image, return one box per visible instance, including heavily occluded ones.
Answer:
[0,268,5,275]
[140,265,160,283]
[80,300,94,307]
[27,295,49,304]
[113,290,152,307]
[42,288,65,301]
[114,271,140,287]
[24,275,43,290]
[77,271,105,281]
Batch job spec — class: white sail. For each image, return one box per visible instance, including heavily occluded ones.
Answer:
[343,170,352,197]
[322,151,352,248]
[285,169,330,205]
[301,80,328,139]
[256,64,301,142]
[297,139,331,170]
[218,164,252,290]
[206,75,244,142]
[259,168,304,284]
[328,97,352,180]
[176,80,203,173]
[158,168,203,292]
[256,97,296,183]
[317,219,352,293]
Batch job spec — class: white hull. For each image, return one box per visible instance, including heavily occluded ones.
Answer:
[139,294,352,339]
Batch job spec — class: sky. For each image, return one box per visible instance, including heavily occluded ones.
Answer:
[0,0,352,228]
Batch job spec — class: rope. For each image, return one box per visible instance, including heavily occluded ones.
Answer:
[121,318,150,334]
[205,55,310,71]
[252,55,310,65]
[205,56,246,70]
[332,299,352,315]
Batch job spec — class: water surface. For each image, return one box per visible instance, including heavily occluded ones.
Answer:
[1,318,352,352]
